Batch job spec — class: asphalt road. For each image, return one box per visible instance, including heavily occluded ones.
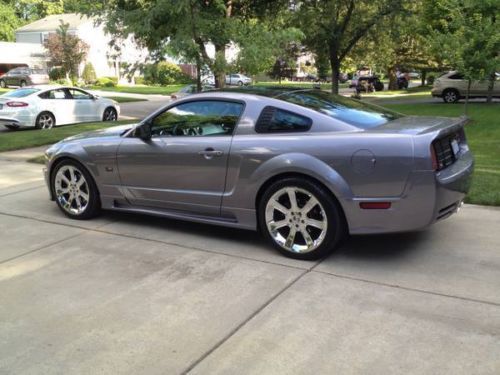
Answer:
[0,152,499,374]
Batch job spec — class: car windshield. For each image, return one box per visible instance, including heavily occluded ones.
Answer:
[2,88,40,98]
[277,90,402,129]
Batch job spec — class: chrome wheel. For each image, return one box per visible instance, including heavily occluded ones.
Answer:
[444,90,458,103]
[265,186,328,254]
[54,165,90,215]
[37,113,54,129]
[103,108,117,121]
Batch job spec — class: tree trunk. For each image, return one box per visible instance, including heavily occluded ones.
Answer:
[214,44,226,89]
[329,54,340,94]
[196,57,202,92]
[486,72,495,103]
[421,70,427,86]
[387,66,398,90]
[464,79,471,117]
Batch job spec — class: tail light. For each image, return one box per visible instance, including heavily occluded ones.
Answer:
[6,101,29,107]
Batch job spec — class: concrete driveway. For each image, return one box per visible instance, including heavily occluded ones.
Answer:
[1,155,499,374]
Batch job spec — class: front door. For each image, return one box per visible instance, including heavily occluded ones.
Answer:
[117,99,245,216]
[68,88,99,122]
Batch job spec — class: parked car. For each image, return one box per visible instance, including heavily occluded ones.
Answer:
[354,76,385,92]
[43,87,473,260]
[201,75,215,86]
[432,71,500,103]
[0,67,49,88]
[0,63,28,78]
[170,84,214,100]
[0,85,120,130]
[226,73,252,86]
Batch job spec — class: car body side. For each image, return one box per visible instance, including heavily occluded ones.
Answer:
[44,92,473,235]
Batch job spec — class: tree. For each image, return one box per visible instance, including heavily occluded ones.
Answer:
[44,21,89,81]
[83,0,295,89]
[0,2,22,41]
[423,0,499,107]
[82,62,96,84]
[294,0,405,94]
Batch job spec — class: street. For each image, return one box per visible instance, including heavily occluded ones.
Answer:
[0,150,499,374]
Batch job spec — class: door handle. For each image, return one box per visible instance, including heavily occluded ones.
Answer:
[198,148,224,159]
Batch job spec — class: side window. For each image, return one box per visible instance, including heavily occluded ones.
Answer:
[449,74,464,80]
[151,100,244,137]
[255,106,312,133]
[40,89,68,99]
[69,89,92,99]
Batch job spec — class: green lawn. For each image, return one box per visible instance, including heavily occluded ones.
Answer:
[89,84,184,95]
[384,102,500,206]
[102,96,148,103]
[0,120,135,152]
[364,85,432,98]
[0,88,11,94]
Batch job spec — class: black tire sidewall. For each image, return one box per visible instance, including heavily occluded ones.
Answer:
[0,80,5,88]
[51,159,101,220]
[103,107,117,121]
[258,177,345,260]
[443,89,459,103]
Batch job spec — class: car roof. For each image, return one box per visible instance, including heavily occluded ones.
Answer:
[214,86,317,99]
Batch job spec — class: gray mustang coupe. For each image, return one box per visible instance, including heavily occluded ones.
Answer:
[44,87,473,259]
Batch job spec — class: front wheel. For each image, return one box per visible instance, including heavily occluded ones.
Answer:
[103,107,117,121]
[51,160,101,220]
[20,80,27,87]
[258,177,346,260]
[35,112,55,129]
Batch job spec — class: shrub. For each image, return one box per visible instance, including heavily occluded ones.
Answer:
[103,76,118,85]
[143,61,191,85]
[426,75,435,85]
[49,67,66,81]
[134,76,145,85]
[82,62,97,84]
[95,77,116,87]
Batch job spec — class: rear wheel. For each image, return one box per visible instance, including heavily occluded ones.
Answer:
[35,112,55,129]
[103,107,117,121]
[443,88,459,103]
[51,160,101,220]
[258,177,345,260]
[0,80,6,88]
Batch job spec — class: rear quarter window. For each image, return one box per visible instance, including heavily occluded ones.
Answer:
[256,106,312,133]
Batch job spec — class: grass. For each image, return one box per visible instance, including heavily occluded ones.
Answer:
[0,88,11,94]
[102,96,148,103]
[27,155,46,164]
[363,85,432,98]
[384,102,500,206]
[89,84,184,95]
[0,120,135,152]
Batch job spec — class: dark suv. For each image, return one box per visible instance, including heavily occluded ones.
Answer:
[0,67,49,88]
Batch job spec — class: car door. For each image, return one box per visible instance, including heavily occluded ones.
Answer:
[5,69,19,86]
[39,88,76,125]
[117,99,245,216]
[68,88,98,122]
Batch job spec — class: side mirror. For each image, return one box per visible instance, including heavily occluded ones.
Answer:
[137,122,152,141]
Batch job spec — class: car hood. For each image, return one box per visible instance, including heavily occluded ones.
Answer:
[63,123,137,142]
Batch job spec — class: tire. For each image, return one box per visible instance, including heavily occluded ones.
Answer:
[258,177,346,260]
[35,112,55,129]
[20,80,27,87]
[238,81,244,86]
[0,80,6,88]
[51,159,101,220]
[103,107,117,121]
[442,88,459,103]
[374,81,384,91]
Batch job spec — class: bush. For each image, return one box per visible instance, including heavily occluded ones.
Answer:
[426,75,435,85]
[103,76,118,85]
[52,78,71,85]
[49,67,66,81]
[134,76,145,85]
[95,77,116,87]
[82,62,96,84]
[143,61,191,85]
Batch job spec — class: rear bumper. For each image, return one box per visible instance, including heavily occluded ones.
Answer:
[346,151,474,234]
[0,115,35,128]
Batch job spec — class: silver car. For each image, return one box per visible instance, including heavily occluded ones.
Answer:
[43,88,474,259]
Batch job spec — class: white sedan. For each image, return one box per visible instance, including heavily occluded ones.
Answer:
[0,85,120,130]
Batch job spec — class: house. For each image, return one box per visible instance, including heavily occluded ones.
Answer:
[0,42,47,76]
[15,13,148,79]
